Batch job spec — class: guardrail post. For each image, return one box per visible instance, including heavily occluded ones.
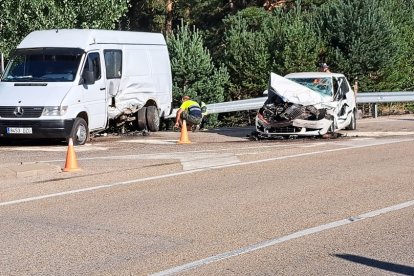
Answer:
[371,103,378,118]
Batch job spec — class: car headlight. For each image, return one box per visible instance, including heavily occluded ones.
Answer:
[42,106,68,116]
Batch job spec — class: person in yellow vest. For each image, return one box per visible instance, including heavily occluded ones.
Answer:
[175,95,203,129]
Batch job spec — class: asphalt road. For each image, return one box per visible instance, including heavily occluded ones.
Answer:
[1,115,414,275]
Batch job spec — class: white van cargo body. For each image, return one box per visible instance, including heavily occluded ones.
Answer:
[0,29,172,144]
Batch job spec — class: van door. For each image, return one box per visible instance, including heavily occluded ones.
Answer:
[81,51,107,130]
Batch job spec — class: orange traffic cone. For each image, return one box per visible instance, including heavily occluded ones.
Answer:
[63,138,81,172]
[178,120,191,144]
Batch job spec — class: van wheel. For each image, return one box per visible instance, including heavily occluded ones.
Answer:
[137,107,147,131]
[69,118,89,145]
[346,110,357,130]
[146,106,160,132]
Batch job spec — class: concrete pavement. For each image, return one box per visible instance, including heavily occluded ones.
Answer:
[0,162,61,179]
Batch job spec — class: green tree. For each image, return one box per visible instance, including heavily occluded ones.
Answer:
[380,0,414,91]
[317,0,396,91]
[0,0,129,57]
[167,22,230,108]
[222,6,321,100]
[269,7,322,73]
[223,8,272,99]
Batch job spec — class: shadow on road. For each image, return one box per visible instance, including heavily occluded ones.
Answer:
[205,126,255,138]
[0,138,66,147]
[397,118,414,122]
[335,254,414,275]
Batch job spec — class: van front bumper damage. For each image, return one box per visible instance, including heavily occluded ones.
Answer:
[0,119,74,139]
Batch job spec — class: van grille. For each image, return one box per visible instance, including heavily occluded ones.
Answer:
[0,107,44,118]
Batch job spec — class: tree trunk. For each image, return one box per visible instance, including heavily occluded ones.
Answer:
[165,0,174,35]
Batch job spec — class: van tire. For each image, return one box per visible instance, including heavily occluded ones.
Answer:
[146,106,159,132]
[346,110,357,130]
[137,107,147,131]
[69,118,89,145]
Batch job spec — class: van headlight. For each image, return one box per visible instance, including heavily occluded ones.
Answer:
[42,106,68,116]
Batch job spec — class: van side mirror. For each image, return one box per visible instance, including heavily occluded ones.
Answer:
[81,70,95,85]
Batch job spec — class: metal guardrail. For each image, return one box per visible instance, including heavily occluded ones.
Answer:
[166,91,414,118]
[356,92,414,104]
[204,97,267,114]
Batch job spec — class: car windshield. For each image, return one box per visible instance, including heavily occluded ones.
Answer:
[1,48,84,82]
[287,77,333,96]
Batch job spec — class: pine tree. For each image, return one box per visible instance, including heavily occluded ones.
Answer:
[380,0,414,91]
[222,6,321,100]
[317,0,396,91]
[167,22,230,109]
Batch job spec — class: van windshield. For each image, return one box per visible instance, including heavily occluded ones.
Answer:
[2,48,84,82]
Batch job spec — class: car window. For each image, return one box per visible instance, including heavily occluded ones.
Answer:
[288,77,333,96]
[339,77,350,92]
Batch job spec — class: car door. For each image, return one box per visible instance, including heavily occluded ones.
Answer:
[333,76,353,130]
[81,51,107,130]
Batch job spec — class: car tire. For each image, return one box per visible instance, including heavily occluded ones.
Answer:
[137,107,147,131]
[146,105,160,132]
[68,117,89,145]
[346,110,357,130]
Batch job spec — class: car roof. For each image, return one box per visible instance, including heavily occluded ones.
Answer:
[284,72,345,78]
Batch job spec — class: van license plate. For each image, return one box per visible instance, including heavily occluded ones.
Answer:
[7,127,33,134]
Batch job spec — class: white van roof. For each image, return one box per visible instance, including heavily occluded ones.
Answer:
[17,29,166,49]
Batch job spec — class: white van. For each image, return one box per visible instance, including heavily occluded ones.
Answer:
[0,29,172,144]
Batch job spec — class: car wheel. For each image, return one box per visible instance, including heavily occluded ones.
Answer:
[69,117,89,145]
[346,110,357,130]
[146,105,160,132]
[137,107,147,131]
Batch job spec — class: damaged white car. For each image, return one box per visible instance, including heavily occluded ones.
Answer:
[255,72,357,138]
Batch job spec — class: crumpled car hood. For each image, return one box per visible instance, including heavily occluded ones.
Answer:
[269,73,330,106]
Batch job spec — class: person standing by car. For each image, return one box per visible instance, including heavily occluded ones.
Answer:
[321,63,331,73]
[175,96,203,129]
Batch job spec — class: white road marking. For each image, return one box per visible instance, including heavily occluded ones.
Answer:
[356,118,414,124]
[0,170,204,207]
[150,199,414,276]
[37,142,319,171]
[118,139,177,145]
[340,131,414,137]
[0,145,108,152]
[1,137,413,208]
[46,152,240,171]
